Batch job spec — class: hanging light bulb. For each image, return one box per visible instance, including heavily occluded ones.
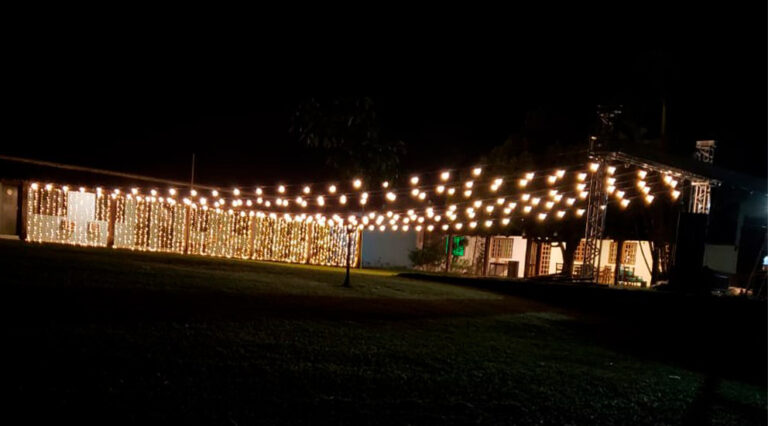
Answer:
[440,171,450,181]
[381,181,389,188]
[410,176,419,185]
[472,167,482,176]
[339,195,347,205]
[303,186,311,194]
[353,179,362,189]
[436,185,445,194]
[447,187,456,196]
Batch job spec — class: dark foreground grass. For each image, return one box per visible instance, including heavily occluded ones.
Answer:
[0,240,765,425]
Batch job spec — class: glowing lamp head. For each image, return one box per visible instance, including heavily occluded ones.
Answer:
[472,167,482,177]
[436,185,445,194]
[303,186,311,194]
[537,213,547,221]
[339,195,347,205]
[328,185,337,194]
[484,220,492,228]
[502,218,510,226]
[447,187,456,196]
[212,190,219,197]
[637,170,648,179]
[353,179,362,189]
[381,181,389,188]
[589,162,600,172]
[620,199,630,208]
[233,188,240,196]
[386,192,396,201]
[411,188,419,197]
[440,171,450,181]
[463,190,472,198]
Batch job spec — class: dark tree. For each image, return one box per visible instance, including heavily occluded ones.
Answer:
[290,97,406,183]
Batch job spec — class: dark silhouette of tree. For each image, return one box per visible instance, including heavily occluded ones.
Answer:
[289,97,406,182]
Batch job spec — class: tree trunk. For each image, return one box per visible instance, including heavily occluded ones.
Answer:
[613,239,625,286]
[445,234,453,273]
[651,242,660,285]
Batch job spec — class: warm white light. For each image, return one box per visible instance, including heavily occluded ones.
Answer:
[447,187,456,196]
[531,197,541,206]
[410,176,419,185]
[411,188,420,197]
[455,223,463,230]
[339,195,347,204]
[576,208,585,217]
[484,220,492,228]
[303,186,311,194]
[317,196,325,206]
[645,194,655,204]
[607,166,616,175]
[255,188,263,195]
[620,199,630,208]
[442,224,449,231]
[418,192,426,200]
[353,179,362,189]
[566,198,575,206]
[233,188,240,196]
[496,198,505,205]
[671,190,681,199]
[637,170,648,179]
[463,190,472,198]
[545,201,554,209]
[472,167,482,176]
[589,162,600,172]
[381,181,389,188]
[131,188,138,195]
[547,175,557,184]
[440,171,450,181]
[579,191,589,199]
[521,193,531,201]
[469,221,477,229]
[329,185,337,194]
[151,189,157,196]
[519,179,528,187]
[577,183,587,191]
[556,210,566,219]
[502,218,510,226]
[523,206,532,214]
[427,225,434,232]
[465,180,473,188]
[386,192,396,201]
[577,173,587,181]
[473,200,482,208]
[485,205,494,213]
[607,186,616,194]
[537,213,547,221]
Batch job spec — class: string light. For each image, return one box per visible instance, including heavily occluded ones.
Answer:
[472,167,482,176]
[440,171,450,181]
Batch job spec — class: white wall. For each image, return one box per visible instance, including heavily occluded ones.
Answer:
[361,230,418,268]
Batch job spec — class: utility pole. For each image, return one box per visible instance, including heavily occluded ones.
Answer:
[190,153,196,189]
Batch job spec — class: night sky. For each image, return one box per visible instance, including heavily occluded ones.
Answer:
[4,5,766,188]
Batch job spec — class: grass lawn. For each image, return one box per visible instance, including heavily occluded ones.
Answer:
[1,240,765,425]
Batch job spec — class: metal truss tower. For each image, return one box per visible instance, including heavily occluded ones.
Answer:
[580,106,622,281]
[689,140,715,214]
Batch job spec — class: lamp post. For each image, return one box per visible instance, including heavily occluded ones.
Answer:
[342,224,353,287]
